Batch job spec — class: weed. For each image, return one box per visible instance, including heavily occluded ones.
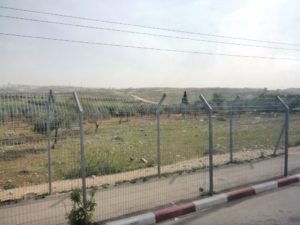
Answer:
[66,188,96,225]
[216,117,226,122]
[3,181,19,190]
[18,169,30,175]
[0,198,22,207]
[34,193,48,200]
[289,140,300,147]
[129,179,137,184]
[101,184,109,189]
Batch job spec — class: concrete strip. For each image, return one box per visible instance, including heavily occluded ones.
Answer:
[193,194,227,211]
[277,176,299,187]
[227,187,255,202]
[294,173,300,181]
[154,203,196,223]
[252,181,278,194]
[105,212,155,225]
[161,182,300,225]
[105,174,300,225]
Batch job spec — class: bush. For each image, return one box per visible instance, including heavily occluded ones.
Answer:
[61,159,124,180]
[3,181,19,190]
[216,117,226,122]
[85,159,123,176]
[66,189,96,225]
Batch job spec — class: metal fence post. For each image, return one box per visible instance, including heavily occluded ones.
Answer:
[277,96,289,176]
[46,90,52,195]
[156,93,167,177]
[199,95,214,195]
[74,91,87,208]
[273,124,285,155]
[229,96,239,163]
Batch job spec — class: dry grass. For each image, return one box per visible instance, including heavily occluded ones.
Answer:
[0,113,299,193]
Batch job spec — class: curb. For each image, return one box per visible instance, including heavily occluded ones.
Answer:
[105,174,300,225]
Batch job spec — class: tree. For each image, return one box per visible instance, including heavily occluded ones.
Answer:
[32,97,76,149]
[32,111,71,148]
[117,108,131,124]
[180,91,189,118]
[211,93,225,107]
[250,94,279,112]
[286,94,300,112]
[87,107,111,133]
[85,107,101,133]
[0,106,8,125]
[181,91,189,105]
[191,100,203,116]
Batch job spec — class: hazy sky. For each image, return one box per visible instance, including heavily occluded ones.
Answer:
[0,0,299,89]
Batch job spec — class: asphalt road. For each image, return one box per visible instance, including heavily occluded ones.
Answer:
[163,183,300,225]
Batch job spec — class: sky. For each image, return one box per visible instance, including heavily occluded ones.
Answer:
[0,0,299,89]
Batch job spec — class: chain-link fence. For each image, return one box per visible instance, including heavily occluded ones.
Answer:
[286,102,300,175]
[207,96,287,193]
[0,91,299,225]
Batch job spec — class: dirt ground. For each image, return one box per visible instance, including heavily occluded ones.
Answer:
[0,148,282,201]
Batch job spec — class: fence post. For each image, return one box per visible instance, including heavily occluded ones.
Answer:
[74,91,87,208]
[229,96,239,163]
[277,96,289,177]
[46,90,52,195]
[156,93,167,177]
[199,95,214,195]
[273,124,285,155]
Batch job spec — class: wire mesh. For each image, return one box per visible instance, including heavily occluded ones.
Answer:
[0,91,299,225]
[158,104,209,207]
[288,110,300,174]
[208,96,286,192]
[75,92,209,221]
[0,92,81,225]
[0,92,49,198]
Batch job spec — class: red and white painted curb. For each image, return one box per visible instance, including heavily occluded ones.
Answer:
[105,174,300,225]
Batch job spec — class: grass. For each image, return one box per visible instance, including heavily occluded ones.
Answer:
[0,112,300,190]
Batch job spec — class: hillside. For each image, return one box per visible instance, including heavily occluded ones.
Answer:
[1,85,299,105]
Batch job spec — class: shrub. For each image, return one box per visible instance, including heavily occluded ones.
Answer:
[3,181,19,190]
[66,189,96,225]
[216,117,226,122]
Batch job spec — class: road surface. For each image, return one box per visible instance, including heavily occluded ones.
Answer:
[163,183,300,225]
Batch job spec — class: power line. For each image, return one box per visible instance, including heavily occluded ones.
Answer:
[0,5,299,47]
[0,32,299,61]
[1,14,299,52]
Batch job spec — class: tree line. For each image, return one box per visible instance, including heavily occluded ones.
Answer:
[0,92,299,141]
